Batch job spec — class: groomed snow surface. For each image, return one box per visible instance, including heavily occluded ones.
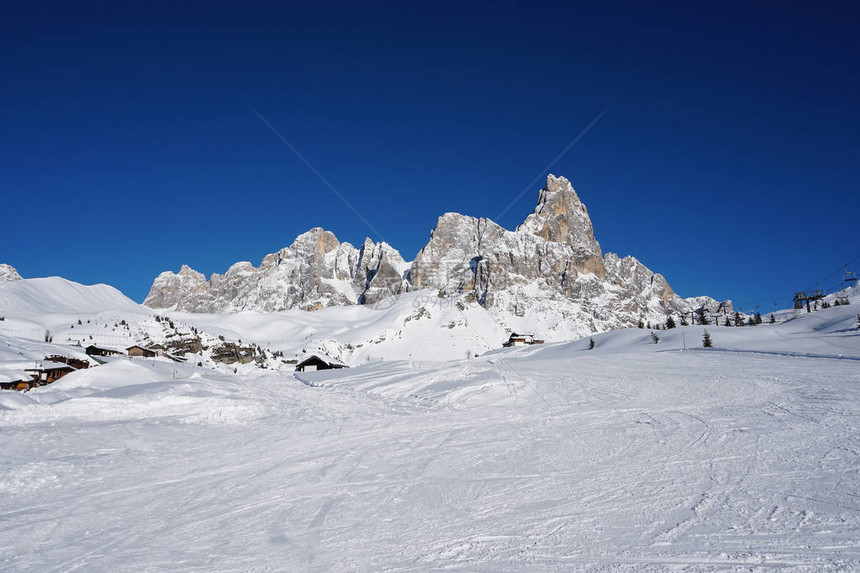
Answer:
[1,286,859,570]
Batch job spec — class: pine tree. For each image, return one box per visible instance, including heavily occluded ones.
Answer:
[665,315,676,329]
[725,316,733,327]
[651,331,660,344]
[588,337,595,350]
[734,311,742,327]
[698,310,709,325]
[680,314,689,326]
[754,312,763,324]
[702,330,713,348]
[637,318,644,329]
[769,314,776,324]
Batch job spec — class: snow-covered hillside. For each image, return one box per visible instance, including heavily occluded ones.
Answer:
[0,271,290,381]
[1,283,858,570]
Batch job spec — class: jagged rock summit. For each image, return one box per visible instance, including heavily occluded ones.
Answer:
[144,175,722,334]
[146,228,409,313]
[0,264,22,282]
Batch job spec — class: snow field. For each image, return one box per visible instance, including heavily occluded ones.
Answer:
[1,338,858,571]
[0,275,858,570]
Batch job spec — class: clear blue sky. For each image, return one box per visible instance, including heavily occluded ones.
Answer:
[3,1,858,311]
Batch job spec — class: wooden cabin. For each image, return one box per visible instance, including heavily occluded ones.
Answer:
[295,355,347,372]
[0,379,34,391]
[45,355,90,370]
[0,375,33,391]
[127,345,157,358]
[503,333,545,347]
[86,345,122,357]
[1,365,39,391]
[24,362,75,385]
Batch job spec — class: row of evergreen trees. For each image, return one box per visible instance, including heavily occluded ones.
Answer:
[637,311,774,330]
[588,329,713,350]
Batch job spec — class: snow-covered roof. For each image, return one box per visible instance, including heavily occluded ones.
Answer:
[296,354,347,368]
[25,360,76,371]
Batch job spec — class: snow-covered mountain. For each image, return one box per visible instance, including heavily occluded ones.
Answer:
[145,175,727,334]
[145,231,409,312]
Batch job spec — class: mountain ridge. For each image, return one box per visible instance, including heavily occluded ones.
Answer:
[143,175,730,334]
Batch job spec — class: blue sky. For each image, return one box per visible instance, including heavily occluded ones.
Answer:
[2,1,858,311]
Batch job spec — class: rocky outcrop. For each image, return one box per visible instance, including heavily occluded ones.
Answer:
[405,175,696,329]
[144,174,726,332]
[144,229,409,313]
[0,264,22,282]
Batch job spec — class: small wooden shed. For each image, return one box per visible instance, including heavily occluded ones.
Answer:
[127,345,157,358]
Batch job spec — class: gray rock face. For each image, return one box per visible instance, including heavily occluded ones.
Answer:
[144,174,726,331]
[0,264,22,282]
[144,228,408,312]
[406,175,697,331]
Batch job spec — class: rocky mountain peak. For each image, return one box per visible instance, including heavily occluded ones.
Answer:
[517,174,601,257]
[0,264,22,282]
[177,264,205,279]
[290,227,340,255]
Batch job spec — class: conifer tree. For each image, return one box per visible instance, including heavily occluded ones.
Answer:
[665,315,676,329]
[588,337,595,350]
[769,314,776,324]
[702,330,713,348]
[651,331,660,344]
[680,314,689,326]
[754,312,763,324]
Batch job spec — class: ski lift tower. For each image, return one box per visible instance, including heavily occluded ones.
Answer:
[793,289,825,313]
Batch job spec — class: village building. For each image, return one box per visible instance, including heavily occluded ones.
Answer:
[86,345,122,357]
[127,345,157,358]
[0,366,34,391]
[24,361,75,386]
[45,355,91,370]
[503,333,545,347]
[295,355,347,372]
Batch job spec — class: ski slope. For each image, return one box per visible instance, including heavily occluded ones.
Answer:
[1,291,858,571]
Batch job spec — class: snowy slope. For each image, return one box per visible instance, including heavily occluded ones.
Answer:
[0,275,142,315]
[169,289,506,363]
[1,286,858,571]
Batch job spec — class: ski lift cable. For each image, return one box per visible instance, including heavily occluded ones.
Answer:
[804,253,860,291]
[730,256,858,311]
